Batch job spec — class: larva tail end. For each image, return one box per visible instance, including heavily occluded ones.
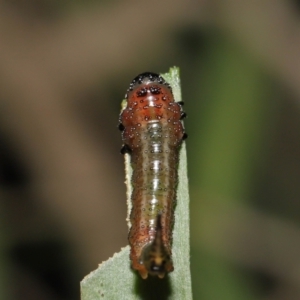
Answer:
[139,215,174,279]
[138,269,148,280]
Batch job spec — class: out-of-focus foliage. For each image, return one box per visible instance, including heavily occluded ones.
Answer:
[188,33,271,300]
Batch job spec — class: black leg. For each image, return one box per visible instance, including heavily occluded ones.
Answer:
[180,112,187,120]
[182,133,188,141]
[120,144,132,154]
[118,123,125,131]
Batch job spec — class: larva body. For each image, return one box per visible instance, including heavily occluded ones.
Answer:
[119,72,186,279]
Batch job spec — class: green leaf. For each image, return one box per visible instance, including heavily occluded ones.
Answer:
[81,67,192,300]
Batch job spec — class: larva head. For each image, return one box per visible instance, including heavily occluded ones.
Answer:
[120,72,185,149]
[125,72,174,109]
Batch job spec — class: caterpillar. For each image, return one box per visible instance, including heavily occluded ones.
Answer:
[119,72,187,279]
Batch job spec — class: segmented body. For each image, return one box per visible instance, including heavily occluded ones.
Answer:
[119,72,186,279]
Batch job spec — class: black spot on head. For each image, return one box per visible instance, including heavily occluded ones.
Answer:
[133,72,162,84]
[136,87,147,97]
[127,72,171,92]
[150,86,161,95]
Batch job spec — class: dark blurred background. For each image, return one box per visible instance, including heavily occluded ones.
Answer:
[1,0,300,299]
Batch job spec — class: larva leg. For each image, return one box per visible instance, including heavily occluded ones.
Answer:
[120,144,132,154]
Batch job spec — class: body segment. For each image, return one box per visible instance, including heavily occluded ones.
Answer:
[119,72,186,279]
